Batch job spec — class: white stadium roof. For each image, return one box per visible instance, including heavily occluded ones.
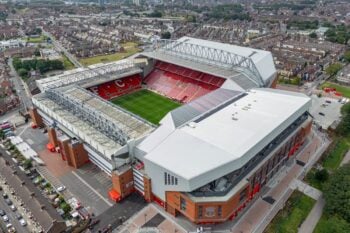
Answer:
[139,88,311,191]
[141,37,276,90]
[177,37,276,84]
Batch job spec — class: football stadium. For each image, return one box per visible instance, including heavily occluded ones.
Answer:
[30,37,312,224]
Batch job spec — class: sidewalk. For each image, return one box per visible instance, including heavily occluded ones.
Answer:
[340,149,350,166]
[229,130,329,233]
[298,197,325,233]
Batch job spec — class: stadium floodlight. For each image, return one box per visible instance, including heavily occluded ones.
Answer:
[153,39,265,87]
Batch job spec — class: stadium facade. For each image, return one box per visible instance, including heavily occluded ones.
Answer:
[29,37,312,224]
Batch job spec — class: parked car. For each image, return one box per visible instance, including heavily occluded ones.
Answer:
[319,112,325,116]
[19,219,27,226]
[2,193,8,199]
[3,215,9,222]
[5,199,12,205]
[15,213,22,220]
[0,209,5,216]
[6,223,12,228]
[88,219,100,229]
[10,205,16,211]
[57,186,66,192]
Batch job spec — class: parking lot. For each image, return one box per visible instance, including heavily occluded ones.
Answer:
[0,185,30,233]
[15,123,114,215]
[309,95,343,129]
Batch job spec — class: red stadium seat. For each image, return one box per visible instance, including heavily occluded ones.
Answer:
[144,61,226,102]
[88,74,142,100]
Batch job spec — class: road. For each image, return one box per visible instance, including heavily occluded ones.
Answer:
[42,30,83,68]
[8,58,32,115]
[0,192,30,233]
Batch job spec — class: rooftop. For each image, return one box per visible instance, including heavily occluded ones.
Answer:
[142,37,276,88]
[36,59,140,92]
[141,88,311,189]
[32,87,154,159]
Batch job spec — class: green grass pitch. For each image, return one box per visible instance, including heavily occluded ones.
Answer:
[111,89,181,125]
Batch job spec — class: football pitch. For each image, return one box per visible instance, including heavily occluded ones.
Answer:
[111,89,181,125]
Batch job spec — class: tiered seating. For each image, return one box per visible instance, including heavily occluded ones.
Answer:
[155,61,225,88]
[88,74,141,100]
[144,61,227,103]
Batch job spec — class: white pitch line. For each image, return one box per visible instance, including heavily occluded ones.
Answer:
[71,171,113,207]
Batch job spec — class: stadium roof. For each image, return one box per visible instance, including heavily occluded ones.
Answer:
[36,59,141,92]
[32,87,154,159]
[141,37,276,89]
[140,88,311,191]
[160,88,245,128]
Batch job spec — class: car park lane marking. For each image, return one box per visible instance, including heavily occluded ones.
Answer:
[71,171,113,207]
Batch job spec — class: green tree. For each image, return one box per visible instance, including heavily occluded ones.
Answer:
[161,31,171,39]
[309,32,317,39]
[17,68,28,78]
[60,202,72,214]
[323,164,350,222]
[34,48,41,57]
[316,216,350,233]
[23,159,32,169]
[325,63,342,76]
[343,51,350,63]
[314,169,329,182]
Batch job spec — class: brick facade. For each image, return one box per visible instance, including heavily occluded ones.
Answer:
[29,107,44,127]
[111,167,134,198]
[67,141,90,169]
[164,119,312,224]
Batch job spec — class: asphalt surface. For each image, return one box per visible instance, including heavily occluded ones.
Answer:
[18,125,114,215]
[42,30,83,68]
[0,192,29,233]
[8,58,32,114]
[92,193,147,233]
[0,147,64,232]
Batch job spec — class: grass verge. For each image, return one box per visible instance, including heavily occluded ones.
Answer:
[320,82,350,98]
[264,191,315,233]
[80,42,140,66]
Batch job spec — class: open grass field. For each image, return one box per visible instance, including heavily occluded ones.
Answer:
[111,89,181,125]
[24,35,47,43]
[264,191,315,233]
[80,42,140,66]
[320,82,350,98]
[322,138,349,170]
[61,55,75,70]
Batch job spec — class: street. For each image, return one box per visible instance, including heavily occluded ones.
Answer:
[42,30,83,68]
[8,58,32,115]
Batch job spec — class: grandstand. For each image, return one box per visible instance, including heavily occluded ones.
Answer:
[29,37,309,225]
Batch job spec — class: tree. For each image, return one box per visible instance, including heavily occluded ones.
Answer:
[316,216,350,233]
[315,169,329,182]
[60,202,72,214]
[343,51,350,63]
[323,164,350,222]
[325,63,342,76]
[17,68,28,78]
[34,48,41,57]
[309,32,317,39]
[23,159,32,169]
[161,31,171,39]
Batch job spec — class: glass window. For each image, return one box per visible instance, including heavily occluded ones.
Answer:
[164,172,167,185]
[180,197,186,211]
[198,206,203,218]
[218,206,222,217]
